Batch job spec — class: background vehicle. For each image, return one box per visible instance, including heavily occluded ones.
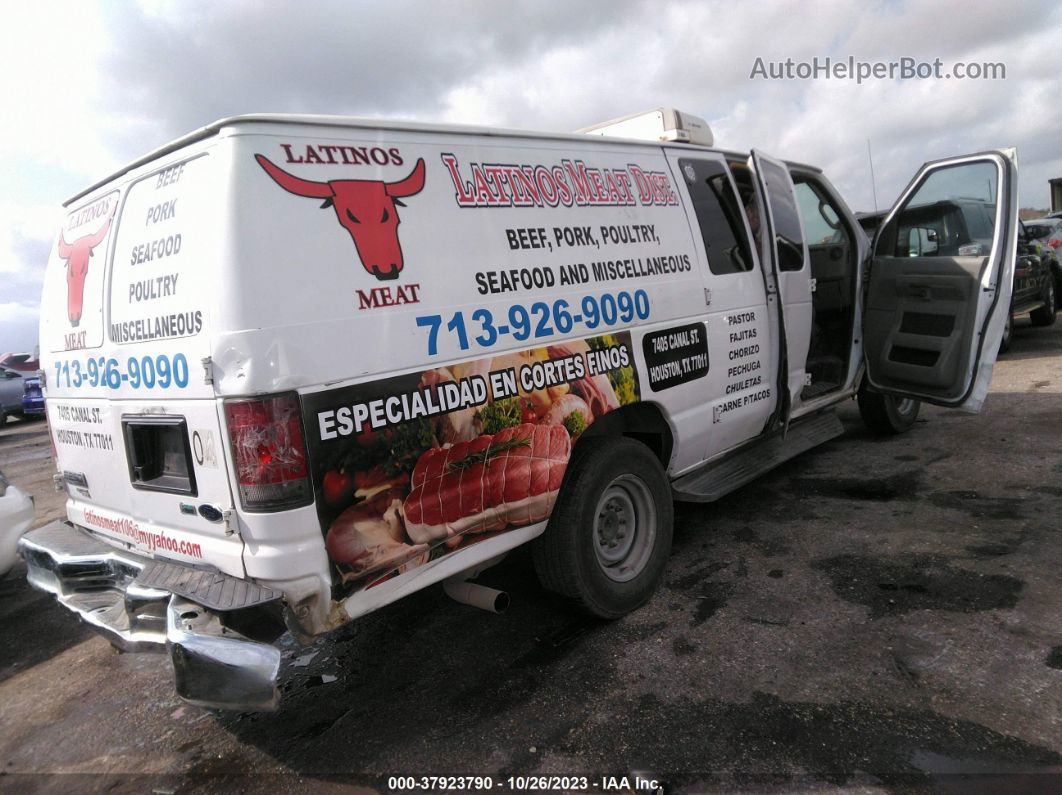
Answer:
[0,366,26,425]
[0,471,34,576]
[1024,217,1062,296]
[0,352,40,373]
[21,376,44,418]
[1000,222,1057,351]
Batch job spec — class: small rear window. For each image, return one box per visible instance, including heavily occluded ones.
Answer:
[122,416,197,496]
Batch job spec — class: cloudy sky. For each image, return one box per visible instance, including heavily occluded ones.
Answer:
[3,0,1061,353]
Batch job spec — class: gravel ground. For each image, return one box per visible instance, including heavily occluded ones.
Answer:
[0,315,1059,793]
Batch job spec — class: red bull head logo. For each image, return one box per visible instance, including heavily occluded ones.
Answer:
[255,155,425,281]
[57,218,111,327]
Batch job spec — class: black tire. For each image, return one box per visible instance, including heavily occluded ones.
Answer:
[857,379,921,435]
[0,408,6,427]
[533,436,673,619]
[1030,280,1057,326]
[999,312,1013,353]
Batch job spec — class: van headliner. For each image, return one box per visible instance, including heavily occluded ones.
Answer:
[64,113,819,206]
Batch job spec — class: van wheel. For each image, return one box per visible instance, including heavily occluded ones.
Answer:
[1030,281,1056,326]
[533,436,672,619]
[857,379,920,435]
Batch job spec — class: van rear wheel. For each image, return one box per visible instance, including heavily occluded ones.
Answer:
[533,436,672,619]
[857,379,920,435]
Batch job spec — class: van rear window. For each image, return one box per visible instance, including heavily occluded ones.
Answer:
[679,158,754,275]
[121,416,197,496]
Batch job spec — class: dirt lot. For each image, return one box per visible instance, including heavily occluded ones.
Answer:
[1,317,1060,793]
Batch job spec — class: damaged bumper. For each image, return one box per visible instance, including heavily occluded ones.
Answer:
[18,520,283,711]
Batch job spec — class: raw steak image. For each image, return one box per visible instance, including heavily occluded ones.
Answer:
[402,423,571,544]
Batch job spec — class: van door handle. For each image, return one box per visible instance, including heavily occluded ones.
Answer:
[909,285,931,300]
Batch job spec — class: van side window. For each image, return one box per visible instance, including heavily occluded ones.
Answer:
[678,158,753,275]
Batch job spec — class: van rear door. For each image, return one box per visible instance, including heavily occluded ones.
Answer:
[41,149,244,576]
[862,150,1017,411]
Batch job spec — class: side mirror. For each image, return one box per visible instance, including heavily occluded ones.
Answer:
[907,227,939,256]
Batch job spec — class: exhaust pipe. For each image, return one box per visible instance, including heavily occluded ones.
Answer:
[443,578,510,614]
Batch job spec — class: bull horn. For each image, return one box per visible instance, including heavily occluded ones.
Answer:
[56,231,72,259]
[386,159,426,199]
[255,155,334,199]
[84,218,111,248]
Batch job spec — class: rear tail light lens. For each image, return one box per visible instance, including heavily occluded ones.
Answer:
[224,392,312,512]
[1049,239,1061,249]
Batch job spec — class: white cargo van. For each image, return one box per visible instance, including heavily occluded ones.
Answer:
[21,109,1017,710]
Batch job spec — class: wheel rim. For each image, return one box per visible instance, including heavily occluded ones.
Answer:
[895,398,916,417]
[592,473,657,583]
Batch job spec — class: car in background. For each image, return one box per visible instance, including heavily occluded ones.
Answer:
[21,375,44,418]
[1024,217,1062,294]
[0,366,27,425]
[0,352,40,373]
[0,470,34,576]
[1000,222,1057,351]
[856,197,995,254]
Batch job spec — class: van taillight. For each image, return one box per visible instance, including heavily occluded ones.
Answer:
[224,393,312,512]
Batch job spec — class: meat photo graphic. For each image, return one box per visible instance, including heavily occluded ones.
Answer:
[304,331,640,588]
[403,423,571,544]
[325,486,429,580]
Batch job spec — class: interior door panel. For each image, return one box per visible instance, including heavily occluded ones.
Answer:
[863,151,1017,409]
[864,256,983,392]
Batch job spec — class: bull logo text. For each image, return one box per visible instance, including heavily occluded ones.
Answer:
[255,155,425,281]
[57,218,111,327]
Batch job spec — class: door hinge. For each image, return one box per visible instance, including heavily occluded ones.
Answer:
[222,508,236,536]
[804,372,813,386]
[201,356,214,385]
[704,288,712,306]
[809,277,817,292]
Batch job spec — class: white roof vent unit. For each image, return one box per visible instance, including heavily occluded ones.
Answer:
[577,108,714,147]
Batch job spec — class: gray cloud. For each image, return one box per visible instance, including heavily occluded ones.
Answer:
[98,0,647,141]
[79,1,1062,212]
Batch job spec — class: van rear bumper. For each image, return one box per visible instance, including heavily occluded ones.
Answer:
[18,521,283,711]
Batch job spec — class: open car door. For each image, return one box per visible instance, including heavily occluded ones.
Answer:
[863,150,1017,412]
[749,150,812,431]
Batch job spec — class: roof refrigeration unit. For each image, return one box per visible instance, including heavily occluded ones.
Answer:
[577,108,714,147]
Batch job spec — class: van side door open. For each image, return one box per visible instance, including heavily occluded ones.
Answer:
[748,150,813,427]
[863,151,1017,410]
